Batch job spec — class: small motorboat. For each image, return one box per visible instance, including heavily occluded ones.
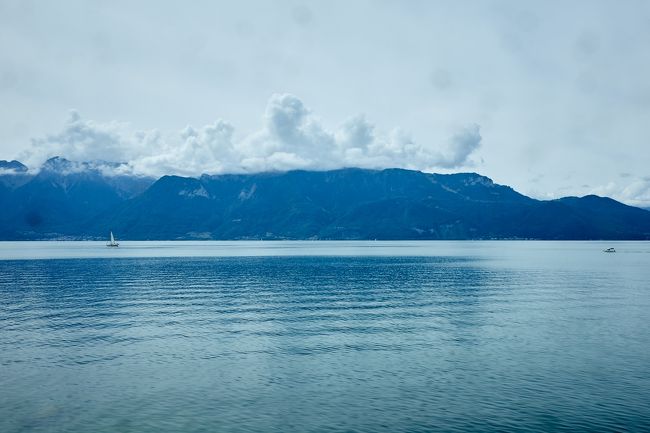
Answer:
[603,247,616,253]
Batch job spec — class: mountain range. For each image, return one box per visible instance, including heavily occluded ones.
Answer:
[1,157,649,240]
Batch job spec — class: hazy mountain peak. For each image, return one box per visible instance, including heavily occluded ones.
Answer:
[39,156,139,178]
[0,160,28,174]
[41,156,76,173]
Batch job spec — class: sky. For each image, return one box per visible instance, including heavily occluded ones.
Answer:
[1,0,650,206]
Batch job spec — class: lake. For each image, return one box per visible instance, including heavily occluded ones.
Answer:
[1,241,649,432]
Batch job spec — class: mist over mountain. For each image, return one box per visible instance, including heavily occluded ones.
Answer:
[1,157,649,241]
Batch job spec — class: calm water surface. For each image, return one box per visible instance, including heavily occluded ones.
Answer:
[1,241,649,432]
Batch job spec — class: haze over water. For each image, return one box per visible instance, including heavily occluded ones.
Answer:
[1,241,649,432]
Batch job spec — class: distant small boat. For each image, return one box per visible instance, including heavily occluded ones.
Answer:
[603,247,615,253]
[106,231,119,247]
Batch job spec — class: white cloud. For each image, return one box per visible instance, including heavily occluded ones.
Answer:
[20,94,482,177]
[132,119,237,177]
[23,110,132,166]
[591,179,650,208]
[438,124,482,169]
[335,115,374,150]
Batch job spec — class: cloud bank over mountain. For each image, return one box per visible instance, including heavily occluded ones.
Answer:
[20,94,481,177]
[590,178,650,209]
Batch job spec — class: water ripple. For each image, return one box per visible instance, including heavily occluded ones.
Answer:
[1,250,650,432]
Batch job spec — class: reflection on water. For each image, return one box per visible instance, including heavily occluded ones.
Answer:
[1,242,650,432]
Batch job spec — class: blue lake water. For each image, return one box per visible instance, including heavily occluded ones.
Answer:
[1,241,649,432]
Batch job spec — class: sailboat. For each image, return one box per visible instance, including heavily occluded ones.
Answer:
[106,231,119,247]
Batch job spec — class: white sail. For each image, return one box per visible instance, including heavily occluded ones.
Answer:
[107,231,119,247]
